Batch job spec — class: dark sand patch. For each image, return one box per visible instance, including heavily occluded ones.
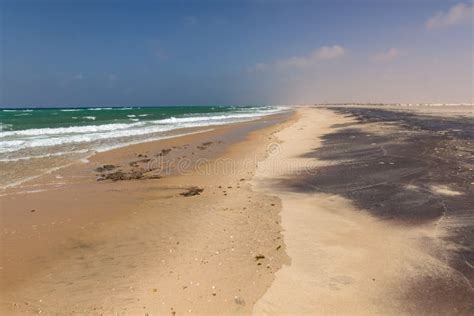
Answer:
[277,107,473,313]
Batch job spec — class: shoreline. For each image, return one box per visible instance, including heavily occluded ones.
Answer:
[1,110,294,314]
[0,127,216,191]
[0,108,289,193]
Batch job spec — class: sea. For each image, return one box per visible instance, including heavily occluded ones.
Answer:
[0,105,287,190]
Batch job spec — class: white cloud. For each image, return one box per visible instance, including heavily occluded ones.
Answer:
[277,45,345,68]
[372,48,403,62]
[314,45,346,60]
[426,2,473,29]
[253,45,346,72]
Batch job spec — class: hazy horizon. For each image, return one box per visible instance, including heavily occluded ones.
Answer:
[1,102,474,110]
[1,0,473,107]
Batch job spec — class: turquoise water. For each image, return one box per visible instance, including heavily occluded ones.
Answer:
[0,105,287,188]
[1,106,270,131]
[0,105,285,155]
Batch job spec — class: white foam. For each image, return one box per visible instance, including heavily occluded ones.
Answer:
[0,149,90,162]
[92,128,215,154]
[0,106,289,153]
[0,122,143,138]
[87,107,113,111]
[0,140,25,151]
[0,123,12,131]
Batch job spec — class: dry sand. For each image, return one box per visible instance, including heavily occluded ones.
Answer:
[253,107,473,315]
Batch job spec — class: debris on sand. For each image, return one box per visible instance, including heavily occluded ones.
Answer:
[97,170,143,181]
[158,148,172,156]
[180,186,204,197]
[136,158,151,163]
[234,296,246,305]
[96,158,165,182]
[255,254,265,261]
[97,169,164,181]
[129,157,154,168]
[276,245,281,250]
[197,141,213,150]
[94,164,117,173]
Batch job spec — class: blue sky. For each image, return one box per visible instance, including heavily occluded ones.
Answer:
[1,0,472,107]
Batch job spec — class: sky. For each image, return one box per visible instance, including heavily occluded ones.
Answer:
[0,0,473,107]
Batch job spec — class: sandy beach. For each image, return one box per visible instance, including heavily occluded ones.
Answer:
[1,112,293,315]
[2,0,472,314]
[1,105,473,315]
[254,106,473,314]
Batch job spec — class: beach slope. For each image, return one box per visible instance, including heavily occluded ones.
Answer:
[254,106,473,315]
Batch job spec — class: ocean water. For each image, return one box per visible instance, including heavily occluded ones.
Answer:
[0,105,287,189]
